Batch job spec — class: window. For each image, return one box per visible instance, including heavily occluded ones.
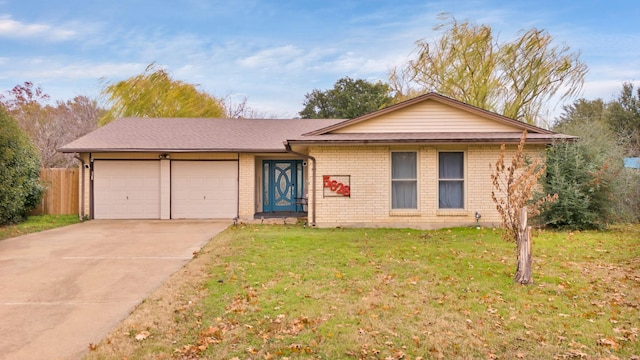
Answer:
[439,152,464,209]
[391,152,417,209]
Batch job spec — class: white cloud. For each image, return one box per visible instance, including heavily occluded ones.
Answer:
[237,45,306,69]
[2,60,146,81]
[0,15,77,41]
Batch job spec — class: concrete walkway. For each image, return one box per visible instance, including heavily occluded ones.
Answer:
[0,220,229,360]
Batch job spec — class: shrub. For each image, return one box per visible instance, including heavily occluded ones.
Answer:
[0,107,44,225]
[537,140,618,230]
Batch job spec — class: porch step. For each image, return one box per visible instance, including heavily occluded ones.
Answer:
[250,212,307,225]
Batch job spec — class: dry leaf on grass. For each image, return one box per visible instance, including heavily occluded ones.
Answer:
[135,330,150,341]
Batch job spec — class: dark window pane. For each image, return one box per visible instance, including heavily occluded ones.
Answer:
[392,181,417,209]
[439,152,463,179]
[439,181,464,208]
[392,152,417,179]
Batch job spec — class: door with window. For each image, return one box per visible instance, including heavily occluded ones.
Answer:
[262,160,304,212]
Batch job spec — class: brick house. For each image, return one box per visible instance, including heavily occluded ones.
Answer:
[60,93,574,228]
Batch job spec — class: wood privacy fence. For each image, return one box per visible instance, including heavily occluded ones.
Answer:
[31,168,79,215]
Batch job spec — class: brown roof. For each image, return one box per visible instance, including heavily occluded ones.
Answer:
[59,117,345,153]
[287,132,574,145]
[60,94,575,154]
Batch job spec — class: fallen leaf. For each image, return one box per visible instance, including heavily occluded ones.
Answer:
[135,330,150,341]
[597,338,619,350]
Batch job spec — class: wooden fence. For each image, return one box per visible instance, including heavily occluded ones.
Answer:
[31,168,79,215]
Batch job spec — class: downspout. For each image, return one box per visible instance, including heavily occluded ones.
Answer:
[284,141,317,227]
[89,153,94,219]
[236,153,240,224]
[73,155,85,221]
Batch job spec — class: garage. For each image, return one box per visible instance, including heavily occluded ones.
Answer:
[93,160,161,219]
[171,161,238,219]
[92,160,238,220]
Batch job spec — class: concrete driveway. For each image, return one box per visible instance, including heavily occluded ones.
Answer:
[0,220,229,360]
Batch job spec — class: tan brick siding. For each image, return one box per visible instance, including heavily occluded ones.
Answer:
[238,153,256,219]
[309,144,544,229]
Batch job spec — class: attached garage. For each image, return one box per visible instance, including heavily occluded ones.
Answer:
[93,160,161,219]
[92,159,238,220]
[171,161,238,219]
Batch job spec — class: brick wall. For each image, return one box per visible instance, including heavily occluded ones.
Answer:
[238,153,256,219]
[309,144,544,229]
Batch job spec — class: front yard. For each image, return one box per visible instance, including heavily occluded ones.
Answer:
[0,215,80,241]
[86,224,640,359]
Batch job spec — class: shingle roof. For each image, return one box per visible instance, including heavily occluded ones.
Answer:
[60,94,576,154]
[287,131,575,145]
[59,117,345,153]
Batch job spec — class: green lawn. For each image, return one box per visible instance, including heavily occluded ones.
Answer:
[0,214,80,241]
[88,224,640,359]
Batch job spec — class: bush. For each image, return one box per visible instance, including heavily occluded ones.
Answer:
[613,168,640,223]
[0,107,44,225]
[537,141,618,230]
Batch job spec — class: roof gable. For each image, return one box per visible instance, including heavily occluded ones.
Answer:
[306,92,554,136]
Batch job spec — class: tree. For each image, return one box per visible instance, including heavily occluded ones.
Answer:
[538,141,618,230]
[99,64,226,125]
[606,82,640,156]
[541,96,639,227]
[222,95,272,119]
[391,14,587,124]
[0,107,44,225]
[553,98,606,131]
[490,131,550,284]
[299,77,394,119]
[1,83,103,167]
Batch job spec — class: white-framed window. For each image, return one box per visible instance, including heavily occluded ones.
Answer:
[391,151,417,209]
[438,151,464,209]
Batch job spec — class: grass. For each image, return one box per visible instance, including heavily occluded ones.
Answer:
[0,214,80,241]
[86,224,640,360]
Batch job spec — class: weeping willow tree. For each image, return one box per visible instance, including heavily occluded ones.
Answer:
[99,64,226,125]
[390,14,588,124]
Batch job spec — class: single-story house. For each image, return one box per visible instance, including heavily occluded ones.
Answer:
[59,92,574,228]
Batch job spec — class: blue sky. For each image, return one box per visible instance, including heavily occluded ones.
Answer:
[1,0,639,119]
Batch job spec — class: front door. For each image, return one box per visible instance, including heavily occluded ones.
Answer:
[262,160,304,212]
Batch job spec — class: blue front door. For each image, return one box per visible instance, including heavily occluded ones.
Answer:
[262,160,304,212]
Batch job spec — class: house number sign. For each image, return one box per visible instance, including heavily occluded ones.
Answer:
[323,175,350,197]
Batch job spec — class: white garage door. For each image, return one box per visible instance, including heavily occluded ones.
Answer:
[93,161,161,219]
[171,161,238,219]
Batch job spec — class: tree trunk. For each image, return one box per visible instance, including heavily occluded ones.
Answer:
[514,208,533,284]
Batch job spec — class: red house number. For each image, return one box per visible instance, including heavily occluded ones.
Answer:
[323,176,350,197]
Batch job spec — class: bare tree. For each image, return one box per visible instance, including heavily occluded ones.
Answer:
[1,83,103,167]
[490,131,555,284]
